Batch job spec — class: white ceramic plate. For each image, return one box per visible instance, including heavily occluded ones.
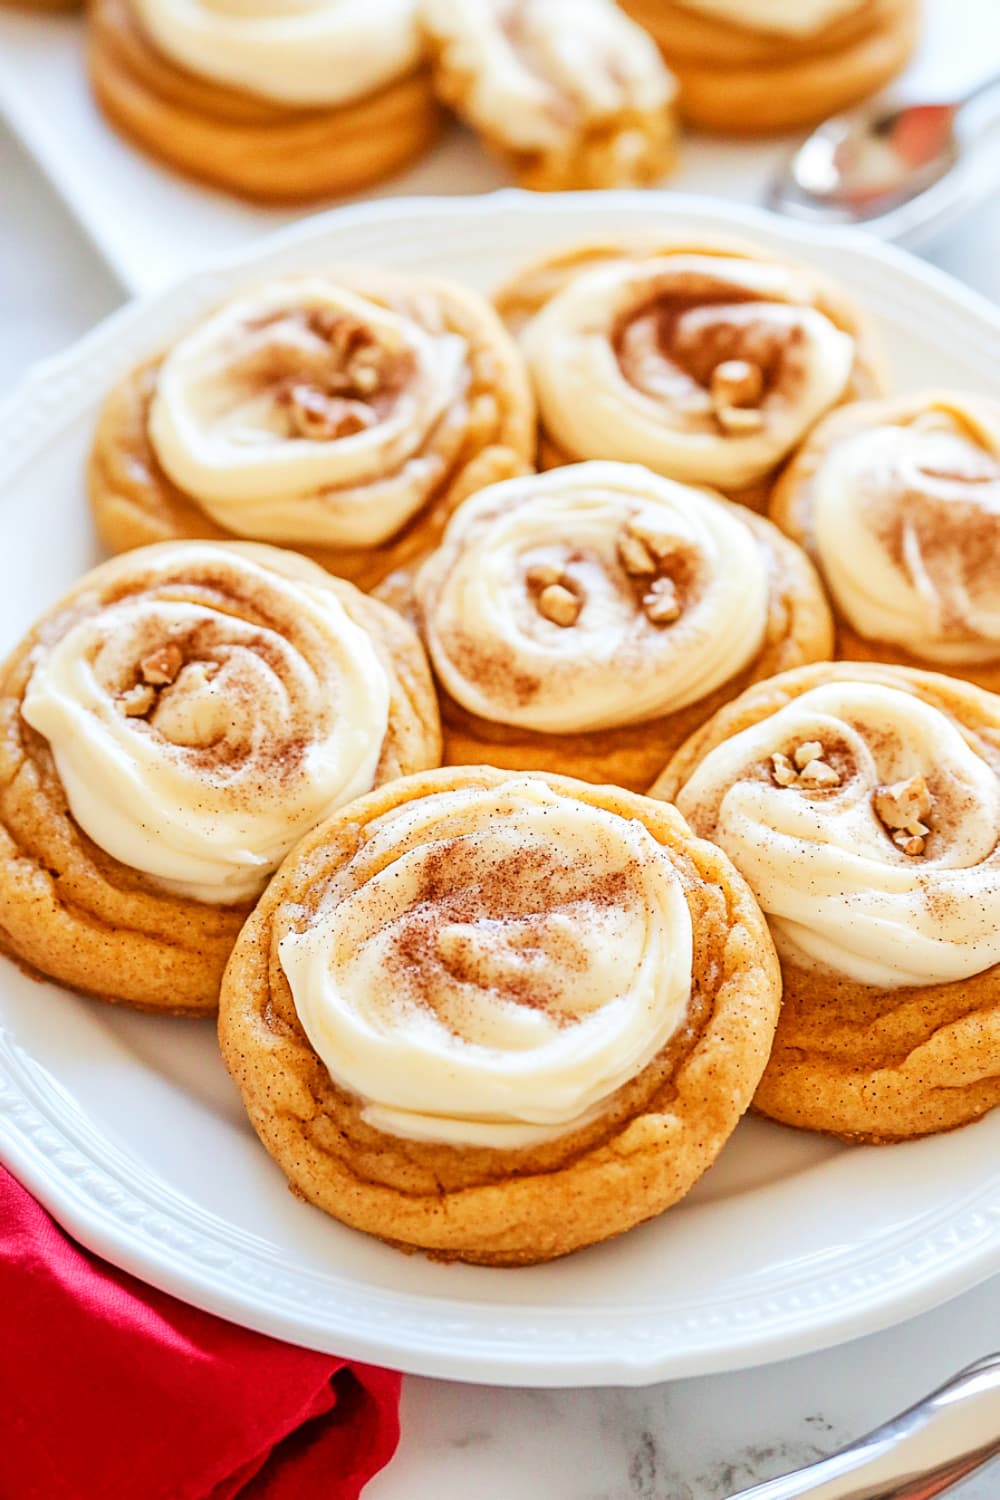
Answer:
[0,192,998,1388]
[2,1,998,295]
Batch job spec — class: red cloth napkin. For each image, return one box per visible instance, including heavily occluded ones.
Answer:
[0,1165,401,1500]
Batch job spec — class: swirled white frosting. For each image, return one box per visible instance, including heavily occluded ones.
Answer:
[414,461,769,733]
[22,544,390,904]
[148,278,468,548]
[812,420,1000,664]
[279,775,692,1147]
[676,680,1000,987]
[420,0,674,150]
[520,255,855,489]
[674,0,864,37]
[130,0,421,106]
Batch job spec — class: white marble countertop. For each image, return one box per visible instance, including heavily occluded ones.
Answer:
[2,16,1000,1490]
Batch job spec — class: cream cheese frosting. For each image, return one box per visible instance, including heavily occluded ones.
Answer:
[22,544,390,904]
[148,277,468,548]
[279,775,693,1147]
[812,418,1000,664]
[414,461,769,733]
[520,255,855,490]
[676,681,1000,988]
[129,0,422,106]
[420,0,674,152]
[674,0,865,37]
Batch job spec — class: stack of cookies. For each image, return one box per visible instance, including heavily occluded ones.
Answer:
[7,0,920,200]
[84,0,681,199]
[6,233,997,1267]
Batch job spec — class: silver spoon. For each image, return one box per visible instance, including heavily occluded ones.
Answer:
[768,72,1000,228]
[724,1352,1000,1500]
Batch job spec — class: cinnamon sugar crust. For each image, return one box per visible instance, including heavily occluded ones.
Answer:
[218,765,780,1265]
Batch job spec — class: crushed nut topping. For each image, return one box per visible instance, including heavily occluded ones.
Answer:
[285,384,376,441]
[771,743,841,790]
[626,519,676,562]
[873,774,932,828]
[617,518,686,627]
[311,314,389,398]
[643,576,680,625]
[710,358,763,408]
[310,311,374,358]
[892,830,926,856]
[525,561,583,627]
[799,759,840,787]
[771,751,798,787]
[347,361,380,395]
[118,683,157,718]
[140,644,184,686]
[716,407,765,434]
[793,740,823,770]
[710,358,765,435]
[525,562,563,589]
[618,532,658,577]
[537,582,581,628]
[874,775,933,856]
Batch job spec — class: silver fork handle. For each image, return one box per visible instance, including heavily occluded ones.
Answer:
[726,1353,1000,1500]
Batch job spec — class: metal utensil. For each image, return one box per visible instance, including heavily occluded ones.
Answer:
[768,73,1000,228]
[724,1353,1000,1499]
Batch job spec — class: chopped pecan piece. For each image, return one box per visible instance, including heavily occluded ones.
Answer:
[643,577,680,625]
[771,743,840,790]
[537,583,581,627]
[140,644,183,686]
[119,683,156,717]
[618,532,658,577]
[873,775,932,830]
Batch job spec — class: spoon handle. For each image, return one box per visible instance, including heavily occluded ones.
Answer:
[723,1354,1000,1500]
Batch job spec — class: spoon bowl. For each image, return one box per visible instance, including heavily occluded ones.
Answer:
[769,73,1000,230]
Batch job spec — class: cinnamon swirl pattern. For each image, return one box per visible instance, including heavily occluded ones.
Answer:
[655,662,1000,1141]
[89,271,534,592]
[496,236,886,506]
[0,542,440,1014]
[770,393,1000,688]
[219,765,780,1264]
[419,0,677,191]
[379,461,833,789]
[86,0,442,202]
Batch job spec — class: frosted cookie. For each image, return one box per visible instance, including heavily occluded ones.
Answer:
[655,661,1000,1142]
[86,0,442,201]
[770,392,1000,691]
[420,0,677,190]
[496,234,886,508]
[378,461,833,790]
[219,765,781,1263]
[89,271,535,592]
[0,542,440,1013]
